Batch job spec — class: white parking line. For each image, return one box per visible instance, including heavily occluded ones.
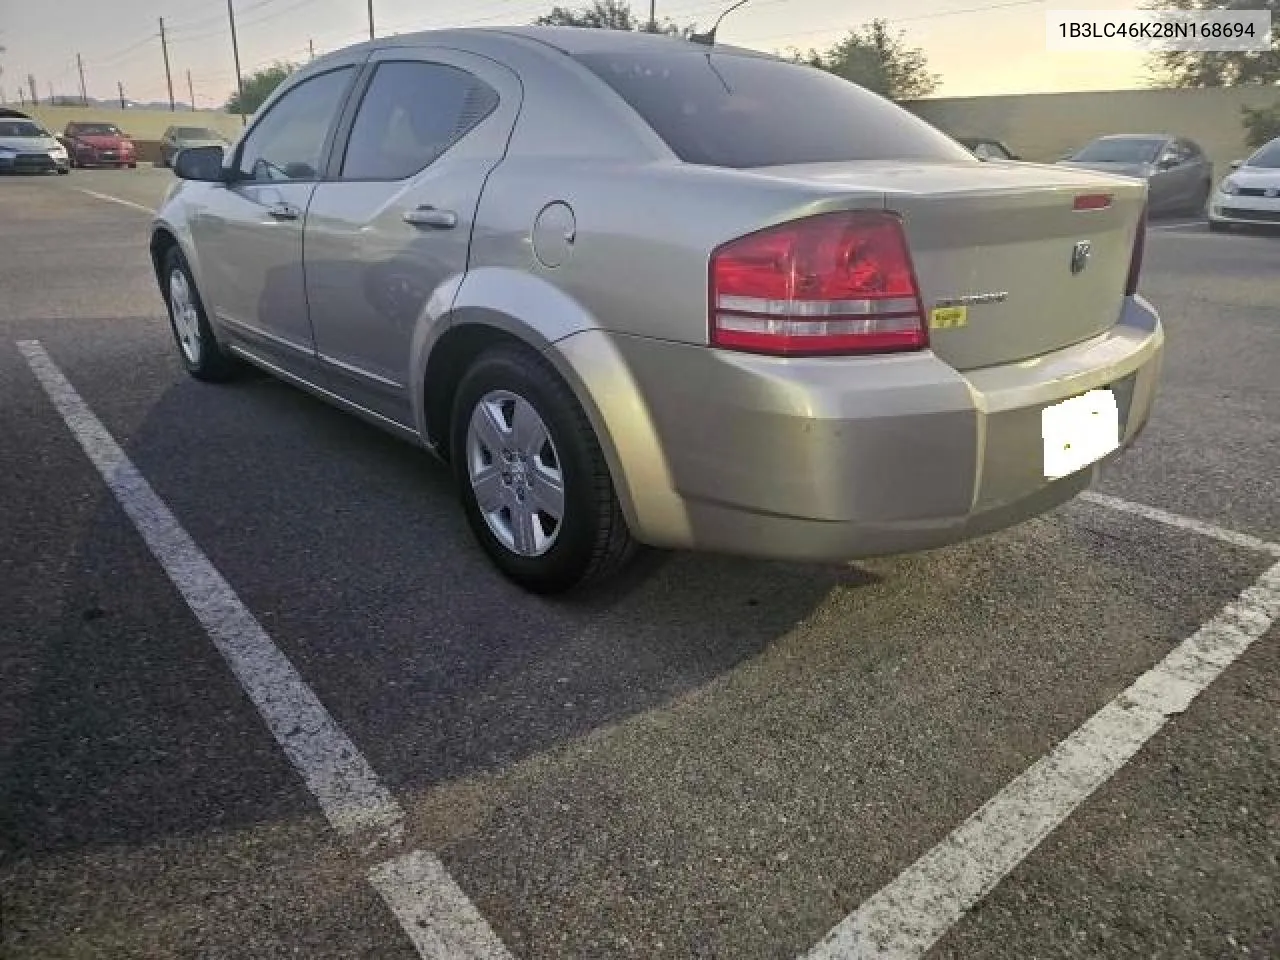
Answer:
[807,510,1280,959]
[75,187,155,215]
[1080,491,1280,557]
[370,851,514,960]
[17,339,512,960]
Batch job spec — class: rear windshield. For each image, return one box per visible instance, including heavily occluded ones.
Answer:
[1071,138,1163,163]
[70,123,123,135]
[176,127,219,139]
[0,121,45,137]
[573,49,974,169]
[1244,140,1280,169]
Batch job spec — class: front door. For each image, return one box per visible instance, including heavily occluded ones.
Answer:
[191,64,358,375]
[304,48,522,427]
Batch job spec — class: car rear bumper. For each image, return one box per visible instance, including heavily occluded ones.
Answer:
[556,295,1163,561]
[1208,195,1280,225]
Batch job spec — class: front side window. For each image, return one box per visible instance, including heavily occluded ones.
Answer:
[237,67,354,182]
[340,61,499,180]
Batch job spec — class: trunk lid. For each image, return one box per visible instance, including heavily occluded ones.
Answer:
[750,160,1148,371]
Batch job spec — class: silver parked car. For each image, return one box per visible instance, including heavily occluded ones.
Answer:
[1057,134,1213,217]
[158,125,231,169]
[150,26,1163,593]
[0,117,70,174]
[1208,137,1280,231]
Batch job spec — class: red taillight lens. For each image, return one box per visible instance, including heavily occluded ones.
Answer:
[1125,203,1147,296]
[709,211,927,356]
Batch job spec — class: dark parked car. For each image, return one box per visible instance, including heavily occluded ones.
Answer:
[1057,134,1213,216]
[62,121,138,169]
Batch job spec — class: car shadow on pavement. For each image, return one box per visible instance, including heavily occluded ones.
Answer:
[0,369,879,862]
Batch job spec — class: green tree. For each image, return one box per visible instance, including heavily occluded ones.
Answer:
[1145,0,1279,86]
[1241,103,1280,147]
[226,62,296,115]
[794,20,939,101]
[535,0,696,36]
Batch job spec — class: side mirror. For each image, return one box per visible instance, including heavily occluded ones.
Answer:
[1157,154,1179,170]
[173,144,227,182]
[1230,159,1243,170]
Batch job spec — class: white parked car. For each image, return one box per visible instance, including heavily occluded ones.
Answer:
[1209,138,1280,231]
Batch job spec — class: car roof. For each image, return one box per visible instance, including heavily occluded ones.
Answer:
[367,24,771,61]
[1094,133,1173,141]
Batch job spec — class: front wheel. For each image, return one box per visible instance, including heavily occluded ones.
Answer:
[163,248,241,382]
[451,344,636,594]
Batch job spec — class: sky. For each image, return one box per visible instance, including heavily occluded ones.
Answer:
[0,0,1158,108]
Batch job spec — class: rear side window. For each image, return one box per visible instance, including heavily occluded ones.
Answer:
[340,61,499,180]
[572,50,973,169]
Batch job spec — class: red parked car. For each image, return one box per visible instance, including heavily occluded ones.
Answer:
[62,122,137,169]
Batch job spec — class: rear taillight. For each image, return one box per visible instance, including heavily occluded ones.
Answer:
[1125,203,1147,296]
[709,211,927,356]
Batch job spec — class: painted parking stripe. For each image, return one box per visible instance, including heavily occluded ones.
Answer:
[1079,491,1280,556]
[370,851,514,960]
[17,340,513,959]
[75,188,155,215]
[18,339,402,837]
[806,557,1280,957]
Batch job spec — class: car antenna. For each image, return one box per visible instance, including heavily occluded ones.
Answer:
[690,0,751,46]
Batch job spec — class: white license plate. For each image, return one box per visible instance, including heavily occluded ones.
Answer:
[1042,389,1119,479]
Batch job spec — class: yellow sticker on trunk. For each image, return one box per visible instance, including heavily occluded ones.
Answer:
[930,306,968,330]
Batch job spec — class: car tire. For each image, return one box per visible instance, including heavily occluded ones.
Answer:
[1208,220,1228,233]
[162,247,241,382]
[450,343,637,594]
[56,168,69,175]
[128,162,137,169]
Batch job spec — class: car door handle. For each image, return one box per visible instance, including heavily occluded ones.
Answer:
[403,206,458,229]
[267,202,301,221]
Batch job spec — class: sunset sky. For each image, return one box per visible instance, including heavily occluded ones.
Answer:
[0,0,1158,108]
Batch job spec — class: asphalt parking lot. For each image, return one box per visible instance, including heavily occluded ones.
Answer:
[1,167,1277,960]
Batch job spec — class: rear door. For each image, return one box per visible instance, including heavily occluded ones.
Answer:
[304,47,521,426]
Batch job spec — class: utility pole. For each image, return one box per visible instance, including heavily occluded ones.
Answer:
[648,0,656,31]
[46,80,54,103]
[28,73,37,106]
[309,38,315,59]
[367,0,375,39]
[76,53,88,105]
[187,69,196,110]
[159,17,175,111]
[227,0,246,124]
[118,80,126,109]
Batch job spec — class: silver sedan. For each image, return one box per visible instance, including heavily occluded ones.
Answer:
[151,26,1163,593]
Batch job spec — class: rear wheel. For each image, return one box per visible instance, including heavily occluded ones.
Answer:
[163,248,241,382]
[450,344,636,594]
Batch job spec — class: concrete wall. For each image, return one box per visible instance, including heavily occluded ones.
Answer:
[24,105,245,141]
[19,105,246,163]
[905,86,1279,179]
